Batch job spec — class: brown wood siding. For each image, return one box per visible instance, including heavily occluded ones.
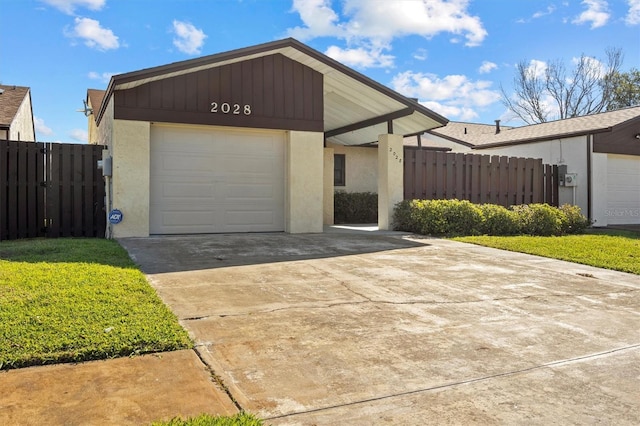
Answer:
[114,53,324,132]
[593,116,640,156]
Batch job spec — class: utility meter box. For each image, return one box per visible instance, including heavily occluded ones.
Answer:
[564,173,578,187]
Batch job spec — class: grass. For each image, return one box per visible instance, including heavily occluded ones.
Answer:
[152,413,263,426]
[453,229,640,275]
[0,238,192,370]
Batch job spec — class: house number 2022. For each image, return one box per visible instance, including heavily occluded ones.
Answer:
[210,102,252,115]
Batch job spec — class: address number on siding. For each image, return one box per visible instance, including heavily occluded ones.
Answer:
[210,102,252,115]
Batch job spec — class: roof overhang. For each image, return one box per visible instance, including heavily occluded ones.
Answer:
[98,38,448,145]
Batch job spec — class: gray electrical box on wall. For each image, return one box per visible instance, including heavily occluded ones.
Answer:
[102,156,112,177]
[564,173,578,186]
[558,165,568,186]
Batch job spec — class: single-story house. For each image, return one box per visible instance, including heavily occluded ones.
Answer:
[0,84,36,142]
[420,107,640,226]
[88,38,448,238]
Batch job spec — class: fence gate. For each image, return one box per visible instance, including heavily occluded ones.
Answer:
[0,140,106,241]
[404,148,559,207]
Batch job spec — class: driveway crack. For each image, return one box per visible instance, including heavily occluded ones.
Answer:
[263,343,640,421]
[180,288,637,320]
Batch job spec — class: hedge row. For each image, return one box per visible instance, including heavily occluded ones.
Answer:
[393,199,590,236]
[334,191,378,224]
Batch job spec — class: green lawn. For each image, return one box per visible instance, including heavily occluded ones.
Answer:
[0,238,192,370]
[152,413,263,426]
[454,230,640,275]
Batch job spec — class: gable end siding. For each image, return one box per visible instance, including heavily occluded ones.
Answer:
[593,117,640,156]
[113,53,323,132]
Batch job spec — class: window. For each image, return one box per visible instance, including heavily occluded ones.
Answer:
[334,154,345,186]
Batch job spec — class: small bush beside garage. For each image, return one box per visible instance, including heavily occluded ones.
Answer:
[393,199,590,237]
[334,191,378,224]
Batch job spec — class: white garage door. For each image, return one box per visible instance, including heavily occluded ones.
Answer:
[150,125,285,234]
[606,154,640,225]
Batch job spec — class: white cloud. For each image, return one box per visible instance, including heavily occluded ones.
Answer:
[413,48,428,61]
[66,17,119,50]
[172,20,207,55]
[325,44,394,68]
[40,0,105,15]
[288,0,344,39]
[422,101,479,121]
[88,71,117,83]
[70,129,88,142]
[626,0,640,24]
[287,0,487,68]
[34,117,54,137]
[391,71,500,120]
[478,61,497,74]
[572,0,610,28]
[289,0,488,46]
[526,59,548,79]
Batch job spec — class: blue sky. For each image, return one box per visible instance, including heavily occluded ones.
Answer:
[2,0,639,143]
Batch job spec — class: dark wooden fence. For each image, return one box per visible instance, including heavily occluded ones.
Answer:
[404,148,559,207]
[0,140,106,241]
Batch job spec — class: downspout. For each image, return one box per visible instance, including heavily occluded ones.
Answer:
[586,134,592,222]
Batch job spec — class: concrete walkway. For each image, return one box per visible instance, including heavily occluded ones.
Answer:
[0,350,237,425]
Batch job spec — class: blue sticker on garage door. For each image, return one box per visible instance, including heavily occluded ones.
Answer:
[109,209,123,224]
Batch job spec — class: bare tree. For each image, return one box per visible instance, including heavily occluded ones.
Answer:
[501,47,624,124]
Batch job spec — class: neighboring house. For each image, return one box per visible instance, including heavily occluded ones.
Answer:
[0,85,36,141]
[86,89,106,145]
[421,107,640,226]
[89,38,447,238]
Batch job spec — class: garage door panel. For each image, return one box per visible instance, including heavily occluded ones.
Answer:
[150,125,285,234]
[226,183,276,199]
[606,154,640,225]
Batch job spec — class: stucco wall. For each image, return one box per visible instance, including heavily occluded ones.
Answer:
[327,142,378,193]
[323,147,335,225]
[98,97,114,148]
[478,136,590,216]
[10,91,35,141]
[87,97,100,145]
[110,120,151,238]
[378,134,404,230]
[286,130,324,233]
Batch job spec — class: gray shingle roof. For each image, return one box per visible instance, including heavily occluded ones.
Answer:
[429,106,640,148]
[0,85,30,127]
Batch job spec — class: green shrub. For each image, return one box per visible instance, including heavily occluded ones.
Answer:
[334,191,378,224]
[393,199,415,231]
[559,204,591,234]
[479,204,520,235]
[511,203,565,236]
[441,199,483,236]
[393,199,482,236]
[392,199,590,237]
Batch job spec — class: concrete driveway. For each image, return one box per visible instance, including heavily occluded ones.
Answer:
[120,230,640,425]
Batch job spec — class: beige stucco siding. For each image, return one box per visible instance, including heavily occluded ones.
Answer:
[110,120,151,238]
[10,92,35,141]
[98,97,114,148]
[328,143,378,193]
[286,131,324,233]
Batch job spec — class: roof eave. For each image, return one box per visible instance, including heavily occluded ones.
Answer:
[472,127,613,149]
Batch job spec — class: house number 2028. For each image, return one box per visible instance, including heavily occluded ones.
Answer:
[210,102,252,115]
[389,147,402,163]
